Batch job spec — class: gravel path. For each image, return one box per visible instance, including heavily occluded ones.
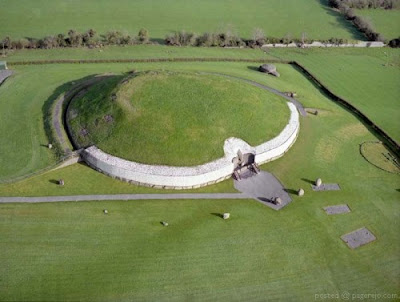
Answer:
[0,193,249,203]
[0,70,13,86]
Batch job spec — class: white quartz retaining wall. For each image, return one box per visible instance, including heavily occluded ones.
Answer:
[82,102,300,189]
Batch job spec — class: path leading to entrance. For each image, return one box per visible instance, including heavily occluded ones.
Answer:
[234,171,292,210]
[0,193,249,203]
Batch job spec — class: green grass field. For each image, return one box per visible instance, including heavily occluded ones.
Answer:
[0,0,363,41]
[356,8,400,40]
[270,47,400,143]
[0,46,399,300]
[68,71,289,165]
[1,88,399,300]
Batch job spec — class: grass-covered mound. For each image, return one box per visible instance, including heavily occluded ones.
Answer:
[67,71,289,166]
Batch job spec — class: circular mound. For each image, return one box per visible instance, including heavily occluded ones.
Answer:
[67,71,290,166]
[360,141,400,174]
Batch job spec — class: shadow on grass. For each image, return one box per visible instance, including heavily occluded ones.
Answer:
[49,179,59,185]
[247,66,260,72]
[316,0,365,41]
[284,188,298,195]
[301,178,315,185]
[42,73,127,160]
[211,213,223,218]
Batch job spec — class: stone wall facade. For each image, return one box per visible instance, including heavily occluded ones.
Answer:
[82,102,300,189]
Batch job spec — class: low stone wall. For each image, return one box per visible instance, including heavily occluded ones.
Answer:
[81,102,300,189]
[262,41,385,48]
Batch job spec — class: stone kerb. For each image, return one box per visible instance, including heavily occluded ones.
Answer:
[82,102,300,189]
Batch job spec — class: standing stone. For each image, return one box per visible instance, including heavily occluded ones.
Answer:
[58,179,65,186]
[223,213,230,220]
[162,221,169,227]
[316,178,322,187]
[103,209,108,214]
[275,197,282,205]
[298,188,305,196]
[48,143,53,149]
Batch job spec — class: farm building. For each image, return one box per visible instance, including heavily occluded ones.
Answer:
[0,61,7,70]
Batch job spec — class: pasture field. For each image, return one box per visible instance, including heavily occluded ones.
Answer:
[356,8,400,40]
[0,47,399,300]
[269,47,400,143]
[0,0,363,41]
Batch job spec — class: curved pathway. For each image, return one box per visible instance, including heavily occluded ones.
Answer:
[203,72,307,116]
[0,193,249,203]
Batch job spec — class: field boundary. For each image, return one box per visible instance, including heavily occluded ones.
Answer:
[7,58,289,66]
[290,61,400,155]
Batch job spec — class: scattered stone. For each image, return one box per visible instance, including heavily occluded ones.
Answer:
[48,143,53,149]
[324,204,351,215]
[58,179,65,186]
[161,221,169,227]
[316,178,322,187]
[258,64,280,77]
[80,128,89,136]
[314,110,319,116]
[104,114,114,123]
[312,183,341,191]
[341,227,376,249]
[103,209,108,214]
[298,188,304,196]
[69,109,78,119]
[223,213,230,220]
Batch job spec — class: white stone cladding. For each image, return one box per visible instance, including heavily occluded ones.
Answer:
[82,102,300,189]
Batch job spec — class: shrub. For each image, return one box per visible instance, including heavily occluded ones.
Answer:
[165,31,197,46]
[388,37,400,48]
[138,28,149,43]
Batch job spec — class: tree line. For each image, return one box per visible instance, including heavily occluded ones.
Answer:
[1,28,150,51]
[329,0,400,9]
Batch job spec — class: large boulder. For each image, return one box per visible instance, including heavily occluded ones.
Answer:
[258,64,280,77]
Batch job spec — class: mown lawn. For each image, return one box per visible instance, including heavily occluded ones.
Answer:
[356,8,400,40]
[0,0,363,41]
[270,47,400,143]
[1,96,399,300]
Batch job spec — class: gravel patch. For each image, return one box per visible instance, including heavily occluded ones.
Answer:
[312,183,340,191]
[0,70,13,85]
[324,204,351,215]
[341,227,376,249]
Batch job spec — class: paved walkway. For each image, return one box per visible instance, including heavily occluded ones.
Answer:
[234,171,292,210]
[0,193,249,203]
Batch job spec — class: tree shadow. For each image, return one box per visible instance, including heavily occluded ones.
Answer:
[316,0,365,40]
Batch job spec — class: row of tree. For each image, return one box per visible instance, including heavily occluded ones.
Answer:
[329,0,400,9]
[1,28,150,51]
[164,28,351,47]
[328,0,385,41]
